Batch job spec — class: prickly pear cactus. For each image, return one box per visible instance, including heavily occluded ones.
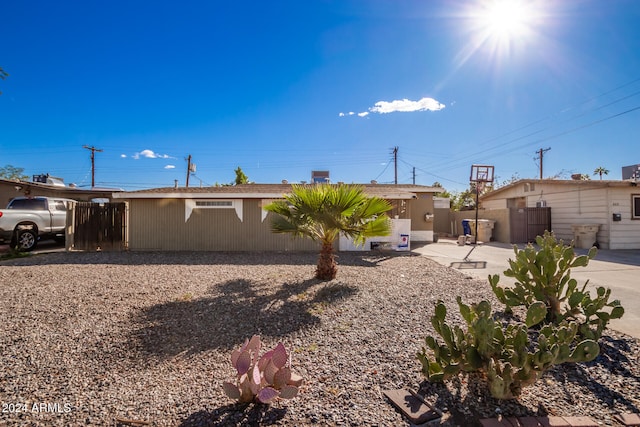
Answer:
[490,231,623,341]
[418,297,600,400]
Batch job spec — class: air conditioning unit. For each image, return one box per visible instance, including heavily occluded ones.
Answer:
[536,200,547,207]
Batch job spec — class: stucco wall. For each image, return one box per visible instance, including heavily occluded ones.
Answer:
[409,194,435,241]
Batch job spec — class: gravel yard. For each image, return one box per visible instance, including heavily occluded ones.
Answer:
[0,250,638,426]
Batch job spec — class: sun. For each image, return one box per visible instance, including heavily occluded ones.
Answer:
[474,0,543,49]
[480,0,531,39]
[455,0,545,65]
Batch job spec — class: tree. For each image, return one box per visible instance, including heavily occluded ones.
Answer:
[264,184,392,280]
[432,182,452,199]
[0,67,8,95]
[593,166,609,180]
[450,189,475,211]
[0,165,29,181]
[234,166,249,185]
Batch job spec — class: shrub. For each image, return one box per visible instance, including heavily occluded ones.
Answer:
[223,335,303,404]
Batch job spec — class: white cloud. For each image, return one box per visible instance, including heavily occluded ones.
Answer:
[370,97,445,114]
[120,154,127,158]
[140,149,159,158]
[164,165,176,169]
[341,97,445,118]
[132,149,174,160]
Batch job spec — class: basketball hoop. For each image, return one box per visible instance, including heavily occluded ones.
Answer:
[470,165,495,184]
[464,165,495,261]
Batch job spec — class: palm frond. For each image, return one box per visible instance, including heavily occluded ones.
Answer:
[264,184,392,246]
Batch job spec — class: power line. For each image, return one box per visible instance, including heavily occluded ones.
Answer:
[421,78,640,174]
[373,159,392,182]
[398,158,468,187]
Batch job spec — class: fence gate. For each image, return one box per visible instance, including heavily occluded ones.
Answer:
[509,207,551,243]
[73,202,127,251]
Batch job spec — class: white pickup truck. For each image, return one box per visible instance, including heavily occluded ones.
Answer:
[0,196,71,251]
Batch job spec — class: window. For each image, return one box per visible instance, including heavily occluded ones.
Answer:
[633,194,640,220]
[195,200,232,207]
[185,199,242,222]
[8,198,46,210]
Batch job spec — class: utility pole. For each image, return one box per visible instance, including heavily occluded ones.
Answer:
[536,147,551,179]
[83,145,103,188]
[392,146,398,185]
[412,167,416,185]
[186,154,192,188]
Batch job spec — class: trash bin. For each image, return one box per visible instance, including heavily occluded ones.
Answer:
[466,219,496,243]
[571,224,600,249]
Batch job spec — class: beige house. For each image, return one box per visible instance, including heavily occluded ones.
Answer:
[111,183,440,251]
[480,179,640,249]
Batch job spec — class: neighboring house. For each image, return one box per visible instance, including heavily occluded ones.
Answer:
[0,178,118,207]
[111,183,440,251]
[479,179,640,249]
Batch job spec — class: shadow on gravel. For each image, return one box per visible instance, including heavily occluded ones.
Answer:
[0,250,408,267]
[129,278,359,358]
[548,336,640,414]
[179,403,287,426]
[595,335,640,386]
[417,375,536,427]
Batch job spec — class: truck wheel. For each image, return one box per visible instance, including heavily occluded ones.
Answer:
[14,229,38,251]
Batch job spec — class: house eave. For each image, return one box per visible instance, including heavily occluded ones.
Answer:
[112,192,289,199]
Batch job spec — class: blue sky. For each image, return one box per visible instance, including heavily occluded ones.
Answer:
[1,1,639,192]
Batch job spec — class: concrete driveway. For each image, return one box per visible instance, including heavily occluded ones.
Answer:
[413,238,640,339]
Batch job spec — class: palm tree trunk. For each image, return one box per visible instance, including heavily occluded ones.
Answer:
[316,241,337,280]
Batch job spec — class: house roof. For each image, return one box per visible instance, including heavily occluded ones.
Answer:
[112,183,441,200]
[480,178,638,201]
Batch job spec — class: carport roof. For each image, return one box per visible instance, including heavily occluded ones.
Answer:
[112,183,440,200]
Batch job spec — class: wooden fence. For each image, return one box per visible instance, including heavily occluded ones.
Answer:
[73,202,127,251]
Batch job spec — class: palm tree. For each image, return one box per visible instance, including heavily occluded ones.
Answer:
[593,166,609,180]
[264,184,392,280]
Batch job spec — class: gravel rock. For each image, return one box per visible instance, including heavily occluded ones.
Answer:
[0,251,638,426]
